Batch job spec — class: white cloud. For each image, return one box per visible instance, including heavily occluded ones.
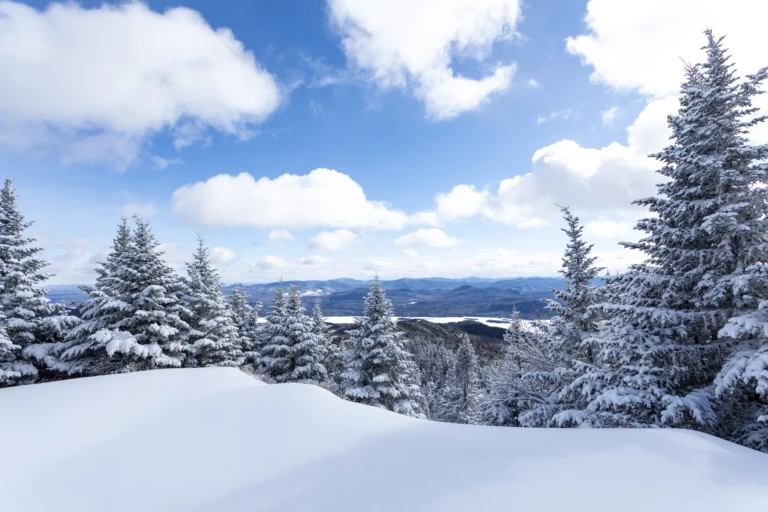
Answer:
[267,229,295,242]
[526,78,540,88]
[0,1,281,168]
[254,255,286,270]
[395,228,460,248]
[328,0,521,120]
[404,249,419,259]
[535,108,572,125]
[210,246,237,264]
[122,201,157,218]
[420,97,675,228]
[309,229,358,252]
[172,168,408,230]
[435,185,489,221]
[584,218,634,240]
[566,0,768,144]
[299,255,331,266]
[601,106,618,126]
[151,156,184,170]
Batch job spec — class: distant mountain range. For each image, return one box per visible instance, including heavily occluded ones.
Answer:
[46,277,601,318]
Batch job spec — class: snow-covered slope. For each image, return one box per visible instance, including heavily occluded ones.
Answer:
[1,368,767,512]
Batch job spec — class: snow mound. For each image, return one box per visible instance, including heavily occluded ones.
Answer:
[1,368,767,511]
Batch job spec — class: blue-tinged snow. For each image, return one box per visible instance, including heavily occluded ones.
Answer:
[1,367,767,511]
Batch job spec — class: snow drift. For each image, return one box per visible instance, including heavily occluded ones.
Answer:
[1,368,767,511]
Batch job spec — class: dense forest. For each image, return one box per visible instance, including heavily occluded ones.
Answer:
[1,31,767,453]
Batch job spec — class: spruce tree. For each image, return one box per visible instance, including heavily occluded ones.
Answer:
[561,31,767,429]
[439,334,481,424]
[0,178,79,385]
[61,217,192,375]
[545,206,604,362]
[338,277,426,418]
[285,286,328,384]
[258,279,292,382]
[185,237,243,368]
[228,284,262,367]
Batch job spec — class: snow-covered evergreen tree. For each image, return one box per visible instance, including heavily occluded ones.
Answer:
[61,217,191,375]
[545,206,604,362]
[313,299,343,383]
[439,334,482,424]
[0,178,79,386]
[258,279,292,382]
[285,286,328,383]
[228,284,262,367]
[559,32,767,430]
[185,237,243,368]
[482,313,565,426]
[338,277,426,418]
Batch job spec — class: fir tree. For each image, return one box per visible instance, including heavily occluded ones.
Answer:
[285,286,328,384]
[439,334,482,424]
[545,206,604,362]
[560,32,767,430]
[185,237,243,368]
[61,217,191,375]
[339,277,426,418]
[0,178,79,386]
[228,284,262,367]
[313,299,343,382]
[258,279,292,382]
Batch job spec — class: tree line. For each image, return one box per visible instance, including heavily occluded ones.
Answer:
[1,30,767,453]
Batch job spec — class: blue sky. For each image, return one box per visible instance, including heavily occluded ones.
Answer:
[1,0,765,284]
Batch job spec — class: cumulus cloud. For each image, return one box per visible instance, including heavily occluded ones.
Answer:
[0,1,281,168]
[121,201,157,218]
[584,218,635,240]
[419,97,674,228]
[394,228,460,248]
[210,246,237,264]
[254,255,286,270]
[566,0,768,143]
[309,229,357,252]
[172,168,408,230]
[328,0,521,120]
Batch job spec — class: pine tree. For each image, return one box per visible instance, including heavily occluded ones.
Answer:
[61,217,191,375]
[228,284,262,367]
[185,237,243,368]
[439,334,482,424]
[560,32,767,430]
[285,286,328,384]
[0,178,79,386]
[313,299,342,382]
[258,279,292,382]
[338,277,426,418]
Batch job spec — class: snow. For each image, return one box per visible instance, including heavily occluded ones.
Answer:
[325,316,521,329]
[1,367,767,512]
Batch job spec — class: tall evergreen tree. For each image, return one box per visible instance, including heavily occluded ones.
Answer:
[561,31,767,429]
[61,217,191,375]
[228,284,262,367]
[545,206,604,362]
[258,279,292,382]
[439,334,482,424]
[285,286,328,384]
[338,277,426,418]
[0,178,79,385]
[185,237,243,368]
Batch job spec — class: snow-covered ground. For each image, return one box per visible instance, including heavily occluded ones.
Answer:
[1,368,766,511]
[325,316,517,329]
